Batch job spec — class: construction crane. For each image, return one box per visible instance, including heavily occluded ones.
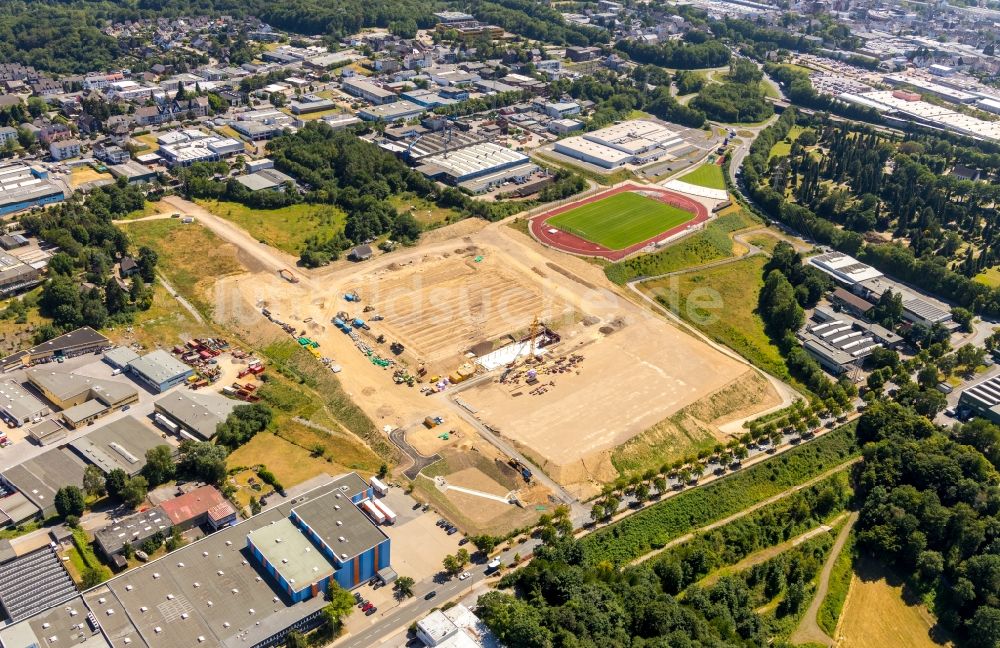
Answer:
[525,315,540,364]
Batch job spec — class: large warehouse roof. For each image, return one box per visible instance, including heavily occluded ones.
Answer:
[291,480,386,564]
[421,142,529,181]
[128,349,191,386]
[155,389,237,440]
[248,518,336,587]
[67,416,168,476]
[77,474,374,648]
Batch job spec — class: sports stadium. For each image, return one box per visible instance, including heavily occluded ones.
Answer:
[530,184,709,261]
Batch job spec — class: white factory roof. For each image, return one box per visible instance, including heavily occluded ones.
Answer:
[556,137,633,164]
[809,251,883,285]
[422,142,528,179]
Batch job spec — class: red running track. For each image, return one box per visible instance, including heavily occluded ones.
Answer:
[529,183,710,262]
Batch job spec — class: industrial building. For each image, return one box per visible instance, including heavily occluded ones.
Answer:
[553,120,685,169]
[25,419,66,446]
[0,163,65,216]
[959,375,1000,423]
[108,160,158,184]
[342,78,398,105]
[808,251,884,286]
[0,595,107,648]
[289,94,337,115]
[416,142,532,188]
[156,130,245,168]
[0,251,41,297]
[125,350,194,393]
[103,346,140,370]
[159,485,237,531]
[0,547,76,623]
[94,506,171,561]
[417,604,497,647]
[26,367,138,412]
[67,416,169,476]
[0,474,393,648]
[0,448,87,518]
[0,380,49,427]
[235,168,296,192]
[799,318,886,375]
[153,389,237,440]
[358,100,427,122]
[0,327,109,371]
[841,90,1000,144]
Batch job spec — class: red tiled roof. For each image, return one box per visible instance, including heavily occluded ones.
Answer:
[159,485,229,525]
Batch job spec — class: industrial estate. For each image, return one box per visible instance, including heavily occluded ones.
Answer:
[0,1,997,647]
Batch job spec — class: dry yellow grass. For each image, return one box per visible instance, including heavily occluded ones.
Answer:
[227,433,333,494]
[836,558,950,648]
[70,166,112,188]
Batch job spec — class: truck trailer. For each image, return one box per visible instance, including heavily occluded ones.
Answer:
[370,499,396,524]
[370,476,389,496]
[361,500,386,525]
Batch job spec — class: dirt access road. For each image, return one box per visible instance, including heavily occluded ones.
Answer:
[158,196,308,282]
[791,511,859,647]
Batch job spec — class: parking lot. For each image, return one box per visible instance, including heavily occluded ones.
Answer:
[0,351,171,472]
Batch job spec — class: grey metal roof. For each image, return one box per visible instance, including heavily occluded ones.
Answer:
[81,474,374,648]
[67,416,169,476]
[0,380,47,422]
[247,518,336,588]
[95,506,171,556]
[0,595,111,648]
[1,448,87,513]
[26,367,137,406]
[290,481,386,565]
[154,390,236,440]
[0,547,76,622]
[127,350,192,387]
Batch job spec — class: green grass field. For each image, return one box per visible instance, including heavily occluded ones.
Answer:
[548,191,694,249]
[677,163,727,190]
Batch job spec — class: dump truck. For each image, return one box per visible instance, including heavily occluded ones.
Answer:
[278,268,299,283]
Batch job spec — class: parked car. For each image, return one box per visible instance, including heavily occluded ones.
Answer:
[362,602,373,612]
[447,527,458,535]
[458,538,469,546]
[365,607,378,616]
[354,592,363,603]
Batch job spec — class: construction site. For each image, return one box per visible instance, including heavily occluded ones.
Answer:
[206,201,787,506]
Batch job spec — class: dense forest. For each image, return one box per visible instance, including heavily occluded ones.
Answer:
[551,67,707,130]
[854,402,1000,648]
[742,109,1000,316]
[690,59,773,124]
[615,35,731,70]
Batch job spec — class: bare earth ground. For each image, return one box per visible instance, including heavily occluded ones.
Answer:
[352,251,575,372]
[461,316,766,486]
[166,194,780,506]
[835,556,950,648]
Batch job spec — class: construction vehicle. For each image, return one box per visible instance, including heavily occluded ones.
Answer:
[507,458,533,482]
[390,342,405,355]
[278,269,299,283]
[344,291,360,302]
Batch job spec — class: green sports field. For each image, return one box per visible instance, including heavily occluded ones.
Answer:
[547,192,695,249]
[678,163,727,190]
